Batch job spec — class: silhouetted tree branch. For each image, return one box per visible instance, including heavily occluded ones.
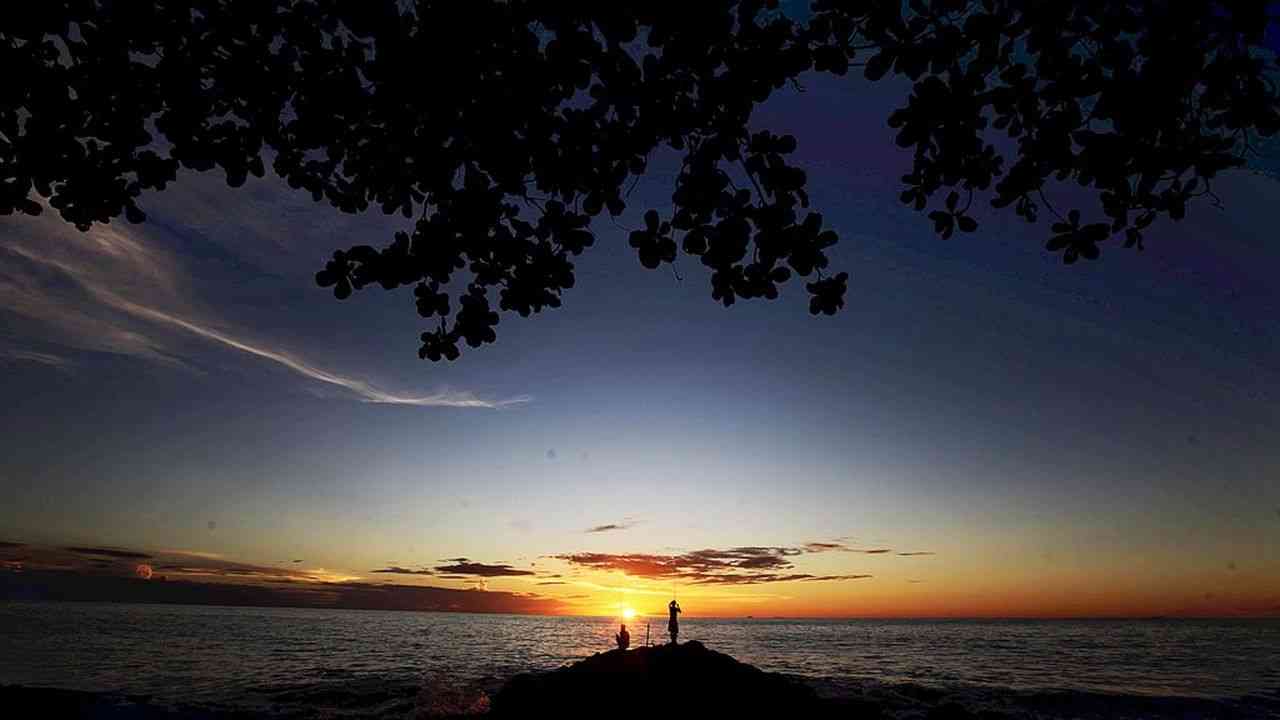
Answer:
[3,1,1277,359]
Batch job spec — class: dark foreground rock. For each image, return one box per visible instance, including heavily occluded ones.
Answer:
[0,683,423,719]
[491,640,839,717]
[7,650,1277,719]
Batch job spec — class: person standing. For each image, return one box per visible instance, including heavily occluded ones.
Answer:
[616,623,630,651]
[667,600,681,644]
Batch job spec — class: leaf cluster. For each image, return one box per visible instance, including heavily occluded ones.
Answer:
[4,1,1276,358]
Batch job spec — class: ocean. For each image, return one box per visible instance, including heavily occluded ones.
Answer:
[2,602,1278,717]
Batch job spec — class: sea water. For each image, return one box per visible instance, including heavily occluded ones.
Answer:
[2,602,1277,715]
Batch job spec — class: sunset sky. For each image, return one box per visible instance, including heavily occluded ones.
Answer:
[1,69,1278,620]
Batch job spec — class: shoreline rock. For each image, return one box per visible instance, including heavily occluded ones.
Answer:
[491,640,832,717]
[6,647,1276,719]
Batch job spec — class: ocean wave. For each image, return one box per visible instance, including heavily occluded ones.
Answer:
[804,676,1280,719]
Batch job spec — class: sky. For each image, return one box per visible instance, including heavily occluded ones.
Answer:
[1,70,1278,619]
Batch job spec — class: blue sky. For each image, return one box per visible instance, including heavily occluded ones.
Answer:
[1,71,1278,617]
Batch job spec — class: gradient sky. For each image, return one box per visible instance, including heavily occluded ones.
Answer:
[1,69,1278,619]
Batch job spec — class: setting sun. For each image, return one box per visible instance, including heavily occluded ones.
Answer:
[622,608,637,620]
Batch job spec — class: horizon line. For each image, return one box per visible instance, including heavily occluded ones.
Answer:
[7,598,1275,622]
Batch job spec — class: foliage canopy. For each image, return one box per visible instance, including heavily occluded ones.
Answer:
[4,1,1278,359]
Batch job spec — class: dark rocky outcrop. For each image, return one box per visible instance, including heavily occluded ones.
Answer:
[491,640,831,717]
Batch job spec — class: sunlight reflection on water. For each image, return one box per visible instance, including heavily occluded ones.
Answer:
[1,602,1276,704]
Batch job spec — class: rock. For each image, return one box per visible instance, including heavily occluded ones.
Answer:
[928,701,977,720]
[490,641,827,717]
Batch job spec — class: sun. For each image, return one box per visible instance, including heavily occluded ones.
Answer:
[622,607,637,620]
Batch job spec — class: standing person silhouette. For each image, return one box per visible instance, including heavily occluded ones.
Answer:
[615,623,630,651]
[667,600,681,644]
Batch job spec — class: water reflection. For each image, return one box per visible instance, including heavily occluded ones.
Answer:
[1,603,1276,703]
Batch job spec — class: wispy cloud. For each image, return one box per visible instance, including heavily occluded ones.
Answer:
[585,519,638,534]
[0,543,562,614]
[160,550,225,560]
[0,248,180,365]
[0,349,75,371]
[897,552,936,557]
[433,561,536,578]
[801,540,903,556]
[7,544,359,585]
[370,566,435,576]
[0,217,528,409]
[802,542,846,552]
[684,572,872,585]
[554,545,872,586]
[65,546,153,560]
[97,289,528,408]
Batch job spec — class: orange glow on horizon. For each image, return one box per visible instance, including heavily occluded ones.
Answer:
[524,564,1280,620]
[8,541,1274,620]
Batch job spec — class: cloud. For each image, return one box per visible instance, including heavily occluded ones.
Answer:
[433,561,536,578]
[585,520,638,534]
[146,560,358,584]
[11,544,355,585]
[537,581,568,585]
[554,545,867,586]
[897,552,936,557]
[802,542,846,552]
[0,349,74,371]
[370,566,435,576]
[0,221,195,365]
[65,546,153,560]
[163,550,224,560]
[96,288,528,408]
[801,541,903,556]
[0,567,563,614]
[0,214,527,409]
[557,547,797,575]
[687,572,872,585]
